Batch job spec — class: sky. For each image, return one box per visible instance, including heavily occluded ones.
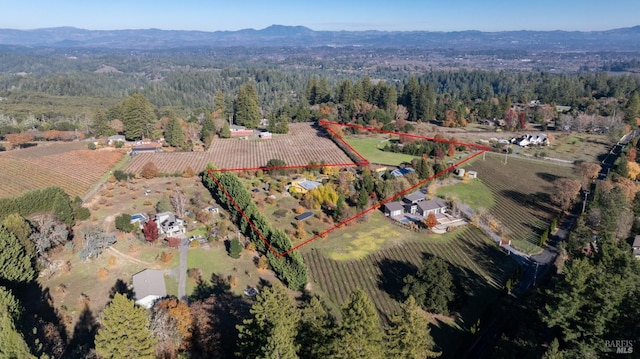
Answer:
[1,0,638,32]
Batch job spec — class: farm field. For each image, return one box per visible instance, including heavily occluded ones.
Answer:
[519,132,612,163]
[465,153,575,253]
[0,142,125,199]
[124,122,354,174]
[301,215,517,357]
[342,135,420,165]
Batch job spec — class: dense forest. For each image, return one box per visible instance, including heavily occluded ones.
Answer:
[1,49,640,139]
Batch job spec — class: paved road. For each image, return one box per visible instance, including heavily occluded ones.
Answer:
[178,237,188,300]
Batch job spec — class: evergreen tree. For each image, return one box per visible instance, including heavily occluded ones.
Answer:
[386,296,440,358]
[235,83,261,128]
[297,296,335,358]
[214,90,226,117]
[201,114,216,142]
[91,109,115,137]
[94,293,156,359]
[0,226,35,284]
[122,94,156,140]
[402,257,454,314]
[52,191,74,227]
[165,117,186,148]
[236,281,300,359]
[0,286,36,358]
[228,237,242,259]
[219,121,231,138]
[2,214,34,257]
[332,289,384,359]
[625,91,640,123]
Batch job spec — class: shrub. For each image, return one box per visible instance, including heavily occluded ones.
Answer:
[97,268,109,280]
[88,142,97,150]
[228,275,238,288]
[115,213,135,233]
[257,255,268,270]
[114,141,124,148]
[187,268,202,280]
[295,206,305,214]
[113,170,129,182]
[166,237,181,248]
[227,238,242,259]
[141,162,159,179]
[157,251,174,263]
[108,256,117,267]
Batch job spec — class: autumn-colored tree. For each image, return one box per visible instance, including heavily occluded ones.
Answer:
[182,166,195,178]
[574,162,602,188]
[551,178,582,211]
[295,221,306,241]
[425,212,438,229]
[257,255,269,270]
[166,237,181,248]
[141,161,159,179]
[447,142,456,157]
[153,297,193,350]
[143,219,159,242]
[627,161,640,180]
[5,133,34,149]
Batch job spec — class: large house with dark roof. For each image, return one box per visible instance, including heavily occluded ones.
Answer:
[382,189,448,221]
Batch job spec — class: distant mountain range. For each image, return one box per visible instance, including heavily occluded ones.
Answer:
[1,25,640,51]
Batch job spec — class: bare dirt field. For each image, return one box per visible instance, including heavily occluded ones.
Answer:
[0,142,125,199]
[123,122,354,174]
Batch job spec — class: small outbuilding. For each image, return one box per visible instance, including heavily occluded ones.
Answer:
[132,269,167,309]
[295,212,314,221]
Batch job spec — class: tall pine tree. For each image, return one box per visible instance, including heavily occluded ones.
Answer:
[122,94,156,140]
[297,296,335,358]
[0,226,35,284]
[94,293,156,359]
[0,286,36,358]
[236,281,300,359]
[235,83,261,128]
[331,289,384,359]
[386,296,441,358]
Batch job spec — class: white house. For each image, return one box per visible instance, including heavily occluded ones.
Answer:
[155,212,186,237]
[132,269,167,309]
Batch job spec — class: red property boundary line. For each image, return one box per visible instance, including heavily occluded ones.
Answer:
[205,120,490,258]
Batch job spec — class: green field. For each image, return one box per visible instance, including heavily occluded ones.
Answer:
[343,135,419,165]
[436,178,496,211]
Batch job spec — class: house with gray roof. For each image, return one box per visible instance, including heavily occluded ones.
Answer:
[132,269,167,309]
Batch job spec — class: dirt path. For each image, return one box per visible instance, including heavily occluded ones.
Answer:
[107,246,159,268]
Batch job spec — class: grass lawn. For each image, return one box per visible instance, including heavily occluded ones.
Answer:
[186,244,275,297]
[302,211,468,260]
[436,179,496,211]
[343,135,419,165]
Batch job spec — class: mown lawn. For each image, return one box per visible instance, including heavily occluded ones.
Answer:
[343,136,419,165]
[186,244,275,296]
[436,178,496,211]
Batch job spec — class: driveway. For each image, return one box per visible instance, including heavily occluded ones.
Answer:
[178,237,188,300]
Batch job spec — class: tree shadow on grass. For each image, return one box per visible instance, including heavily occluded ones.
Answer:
[536,172,562,183]
[65,305,99,358]
[12,281,67,358]
[376,258,418,301]
[108,278,134,301]
[189,273,252,359]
